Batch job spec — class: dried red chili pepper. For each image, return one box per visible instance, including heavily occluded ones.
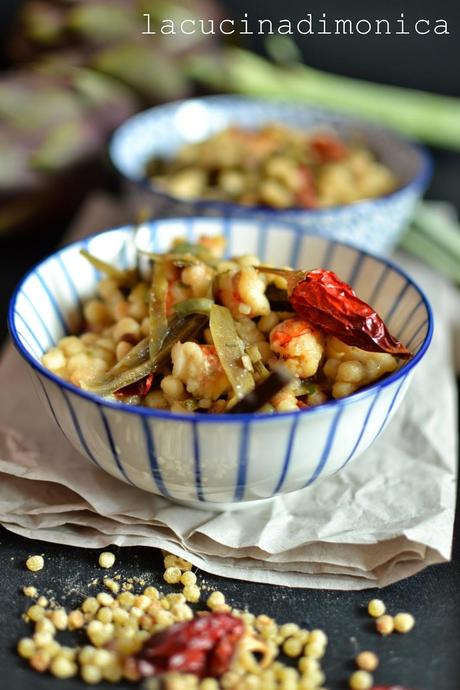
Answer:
[311,132,348,162]
[133,613,244,679]
[296,165,318,209]
[257,267,411,358]
[114,372,154,398]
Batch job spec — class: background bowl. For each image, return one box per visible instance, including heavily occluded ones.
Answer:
[9,216,433,510]
[110,96,432,255]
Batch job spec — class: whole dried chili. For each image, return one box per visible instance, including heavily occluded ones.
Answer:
[133,613,244,679]
[114,372,154,398]
[257,267,411,358]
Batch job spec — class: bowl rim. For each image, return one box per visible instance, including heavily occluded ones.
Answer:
[8,217,434,424]
[109,94,433,216]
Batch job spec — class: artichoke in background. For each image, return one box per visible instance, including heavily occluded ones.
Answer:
[0,66,139,233]
[1,0,223,234]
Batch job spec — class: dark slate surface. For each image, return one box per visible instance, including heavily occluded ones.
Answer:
[0,511,459,690]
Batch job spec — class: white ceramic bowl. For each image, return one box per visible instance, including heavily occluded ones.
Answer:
[110,96,432,255]
[9,217,433,510]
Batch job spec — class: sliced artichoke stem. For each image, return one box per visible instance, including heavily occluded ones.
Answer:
[98,336,149,383]
[79,248,135,285]
[85,314,207,397]
[173,298,214,317]
[137,248,219,269]
[209,304,255,400]
[149,259,169,360]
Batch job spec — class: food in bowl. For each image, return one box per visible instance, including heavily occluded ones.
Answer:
[10,217,432,505]
[111,98,432,255]
[41,235,410,415]
[145,124,398,209]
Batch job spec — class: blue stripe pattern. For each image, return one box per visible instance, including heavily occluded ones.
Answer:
[272,414,300,495]
[60,390,103,469]
[396,299,423,340]
[56,254,81,312]
[37,376,71,442]
[98,407,136,486]
[16,330,40,359]
[141,417,170,497]
[384,281,411,324]
[407,319,428,349]
[234,422,250,501]
[374,376,407,440]
[335,390,381,473]
[321,240,337,267]
[303,407,344,488]
[192,421,205,502]
[14,311,44,355]
[348,251,366,286]
[368,264,390,307]
[35,270,67,333]
[21,292,54,348]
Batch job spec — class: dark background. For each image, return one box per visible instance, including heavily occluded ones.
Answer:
[2,0,460,96]
[0,2,459,689]
[225,0,460,95]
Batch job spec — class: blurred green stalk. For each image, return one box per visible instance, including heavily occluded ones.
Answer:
[188,47,460,151]
[402,204,460,285]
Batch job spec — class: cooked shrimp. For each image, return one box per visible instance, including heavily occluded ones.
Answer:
[171,342,230,401]
[324,336,398,398]
[215,266,270,319]
[269,318,324,379]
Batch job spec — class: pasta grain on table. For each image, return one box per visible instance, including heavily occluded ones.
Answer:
[16,550,418,688]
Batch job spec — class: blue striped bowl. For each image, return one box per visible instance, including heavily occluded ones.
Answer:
[8,217,433,510]
[110,96,432,255]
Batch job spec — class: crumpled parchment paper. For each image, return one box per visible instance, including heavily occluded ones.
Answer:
[0,194,457,590]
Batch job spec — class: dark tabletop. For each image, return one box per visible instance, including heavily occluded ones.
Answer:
[1,508,460,690]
